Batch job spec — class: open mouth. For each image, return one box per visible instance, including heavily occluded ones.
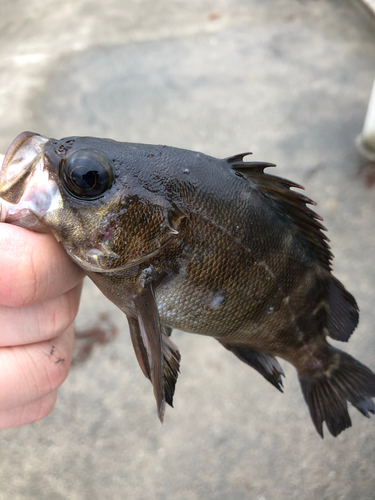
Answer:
[0,132,50,200]
[0,132,62,227]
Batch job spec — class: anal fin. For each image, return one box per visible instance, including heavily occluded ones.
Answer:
[219,341,284,392]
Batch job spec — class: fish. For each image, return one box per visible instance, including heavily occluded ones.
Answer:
[1,130,375,437]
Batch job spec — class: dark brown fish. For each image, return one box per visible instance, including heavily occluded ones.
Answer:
[1,131,375,437]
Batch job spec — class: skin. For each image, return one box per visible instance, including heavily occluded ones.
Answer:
[0,153,84,428]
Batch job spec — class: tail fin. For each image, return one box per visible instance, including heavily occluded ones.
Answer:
[299,348,375,437]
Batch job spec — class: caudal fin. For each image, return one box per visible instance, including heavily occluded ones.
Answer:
[299,347,375,437]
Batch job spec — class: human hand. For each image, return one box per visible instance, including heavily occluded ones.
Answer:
[0,154,85,428]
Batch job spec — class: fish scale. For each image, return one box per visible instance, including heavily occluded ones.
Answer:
[1,131,375,436]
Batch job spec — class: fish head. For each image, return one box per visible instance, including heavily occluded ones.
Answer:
[0,132,175,273]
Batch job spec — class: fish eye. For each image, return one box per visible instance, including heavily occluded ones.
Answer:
[61,149,113,199]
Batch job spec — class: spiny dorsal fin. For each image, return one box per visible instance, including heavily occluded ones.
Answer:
[228,154,333,271]
[226,152,253,164]
[226,152,278,174]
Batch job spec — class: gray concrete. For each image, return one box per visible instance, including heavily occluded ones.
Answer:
[1,1,375,499]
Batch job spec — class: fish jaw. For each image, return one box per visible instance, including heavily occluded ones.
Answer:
[0,132,63,231]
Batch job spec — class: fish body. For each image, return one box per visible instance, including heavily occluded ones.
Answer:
[1,131,375,437]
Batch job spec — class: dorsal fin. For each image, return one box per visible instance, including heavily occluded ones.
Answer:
[225,152,278,174]
[226,152,253,164]
[228,155,333,270]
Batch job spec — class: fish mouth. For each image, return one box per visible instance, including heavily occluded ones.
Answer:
[0,132,49,199]
[0,131,62,228]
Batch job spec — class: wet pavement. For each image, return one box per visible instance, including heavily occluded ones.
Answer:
[1,1,375,499]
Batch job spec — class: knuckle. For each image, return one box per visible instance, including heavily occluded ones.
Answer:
[2,256,39,308]
[0,284,82,348]
[40,286,81,340]
[28,327,74,397]
[0,328,73,413]
[40,343,72,393]
[0,226,34,306]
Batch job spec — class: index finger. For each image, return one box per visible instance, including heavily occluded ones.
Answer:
[0,224,85,307]
[0,152,84,307]
[0,148,84,306]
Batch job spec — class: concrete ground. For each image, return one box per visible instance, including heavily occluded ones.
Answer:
[1,0,375,499]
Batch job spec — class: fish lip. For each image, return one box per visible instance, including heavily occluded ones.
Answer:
[0,132,50,199]
[3,131,41,166]
[0,132,63,226]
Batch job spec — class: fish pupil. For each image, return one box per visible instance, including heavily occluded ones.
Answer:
[71,167,98,191]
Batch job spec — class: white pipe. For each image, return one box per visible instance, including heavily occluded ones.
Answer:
[357,78,375,160]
